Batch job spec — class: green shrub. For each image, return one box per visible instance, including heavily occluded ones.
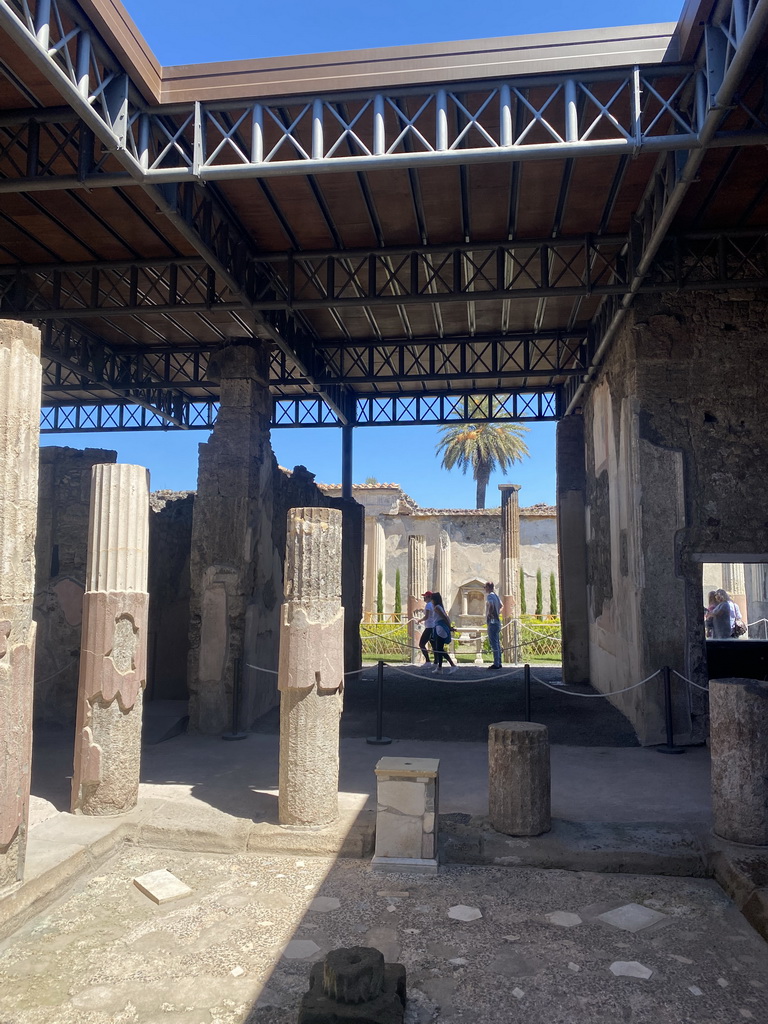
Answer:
[519,566,527,614]
[535,568,543,618]
[394,569,402,619]
[549,571,558,617]
[360,621,410,658]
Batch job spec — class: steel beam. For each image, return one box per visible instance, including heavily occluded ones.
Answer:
[568,0,768,414]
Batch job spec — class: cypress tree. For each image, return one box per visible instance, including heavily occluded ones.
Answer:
[535,568,543,618]
[519,566,527,615]
[376,569,384,622]
[394,569,402,621]
[549,571,558,617]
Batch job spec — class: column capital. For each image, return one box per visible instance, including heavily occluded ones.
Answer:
[207,340,269,385]
[498,484,522,494]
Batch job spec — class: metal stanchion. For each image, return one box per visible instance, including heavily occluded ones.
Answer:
[367,660,392,745]
[524,663,531,722]
[657,665,685,754]
[222,656,248,741]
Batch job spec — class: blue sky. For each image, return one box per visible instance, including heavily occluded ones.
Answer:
[42,0,684,509]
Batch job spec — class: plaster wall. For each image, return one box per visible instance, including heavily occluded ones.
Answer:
[148,491,194,701]
[379,510,558,620]
[582,289,768,743]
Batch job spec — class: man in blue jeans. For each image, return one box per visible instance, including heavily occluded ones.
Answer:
[485,581,502,669]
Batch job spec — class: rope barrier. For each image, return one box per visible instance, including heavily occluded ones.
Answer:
[529,669,661,698]
[672,669,710,692]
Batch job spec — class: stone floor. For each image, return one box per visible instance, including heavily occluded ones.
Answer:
[1,847,766,1024]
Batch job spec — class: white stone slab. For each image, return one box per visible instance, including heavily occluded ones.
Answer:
[375,811,424,859]
[512,987,525,999]
[545,911,582,928]
[371,856,438,875]
[375,757,439,778]
[568,963,581,973]
[132,869,191,905]
[448,904,483,922]
[378,780,426,816]
[598,903,668,932]
[283,940,320,960]
[688,986,703,996]
[309,896,340,913]
[609,961,653,979]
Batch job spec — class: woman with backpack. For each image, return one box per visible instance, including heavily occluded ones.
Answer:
[430,592,457,674]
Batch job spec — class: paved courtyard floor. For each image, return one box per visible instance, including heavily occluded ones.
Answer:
[1,846,766,1024]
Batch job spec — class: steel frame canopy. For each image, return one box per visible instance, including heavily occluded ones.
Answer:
[0,0,767,430]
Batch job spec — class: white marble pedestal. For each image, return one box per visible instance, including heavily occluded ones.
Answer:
[372,756,439,874]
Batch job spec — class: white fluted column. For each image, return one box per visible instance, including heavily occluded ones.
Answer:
[363,520,386,620]
[71,464,150,815]
[0,321,41,891]
[278,507,344,828]
[407,535,428,665]
[434,529,452,605]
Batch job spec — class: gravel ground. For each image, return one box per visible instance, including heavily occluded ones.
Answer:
[1,847,765,1024]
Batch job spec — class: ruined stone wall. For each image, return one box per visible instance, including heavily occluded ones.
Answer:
[148,491,194,702]
[582,289,768,743]
[33,447,116,727]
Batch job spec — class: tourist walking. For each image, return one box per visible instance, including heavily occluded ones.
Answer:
[430,591,457,674]
[417,591,436,665]
[485,581,503,669]
[710,588,744,639]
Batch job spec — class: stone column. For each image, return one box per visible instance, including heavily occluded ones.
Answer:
[499,484,521,663]
[745,564,768,638]
[556,417,590,685]
[488,721,551,836]
[278,507,344,828]
[723,563,748,623]
[187,342,274,733]
[433,529,452,605]
[71,464,150,815]
[710,678,768,845]
[0,321,41,891]
[407,535,427,665]
[363,520,385,621]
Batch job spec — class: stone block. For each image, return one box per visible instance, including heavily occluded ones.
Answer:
[373,758,439,873]
[299,947,406,1023]
[133,868,192,904]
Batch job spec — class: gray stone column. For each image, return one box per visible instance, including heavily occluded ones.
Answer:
[556,416,590,684]
[187,342,273,733]
[499,484,521,662]
[407,535,427,665]
[710,678,768,846]
[0,321,41,891]
[278,507,344,828]
[488,721,551,836]
[723,563,747,622]
[71,464,150,815]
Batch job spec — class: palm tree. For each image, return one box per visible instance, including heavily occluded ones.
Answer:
[436,416,530,509]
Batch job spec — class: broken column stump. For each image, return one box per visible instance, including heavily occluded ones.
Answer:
[488,721,551,836]
[299,946,406,1024]
[710,677,768,846]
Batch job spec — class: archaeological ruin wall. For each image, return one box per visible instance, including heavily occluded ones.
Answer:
[576,289,768,744]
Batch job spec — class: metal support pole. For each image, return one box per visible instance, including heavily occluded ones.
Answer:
[367,660,392,745]
[341,423,353,500]
[524,663,532,723]
[222,656,248,740]
[656,665,685,754]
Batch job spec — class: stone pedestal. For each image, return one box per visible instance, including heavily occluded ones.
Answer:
[278,507,344,829]
[299,947,406,1024]
[407,535,427,665]
[0,321,41,891]
[488,721,551,836]
[372,757,439,873]
[710,678,768,846]
[71,464,150,815]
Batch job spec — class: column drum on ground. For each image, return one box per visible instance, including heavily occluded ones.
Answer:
[488,721,551,836]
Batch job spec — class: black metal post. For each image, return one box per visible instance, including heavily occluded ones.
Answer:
[341,423,353,500]
[367,660,392,745]
[524,663,531,722]
[222,656,248,740]
[656,665,685,754]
